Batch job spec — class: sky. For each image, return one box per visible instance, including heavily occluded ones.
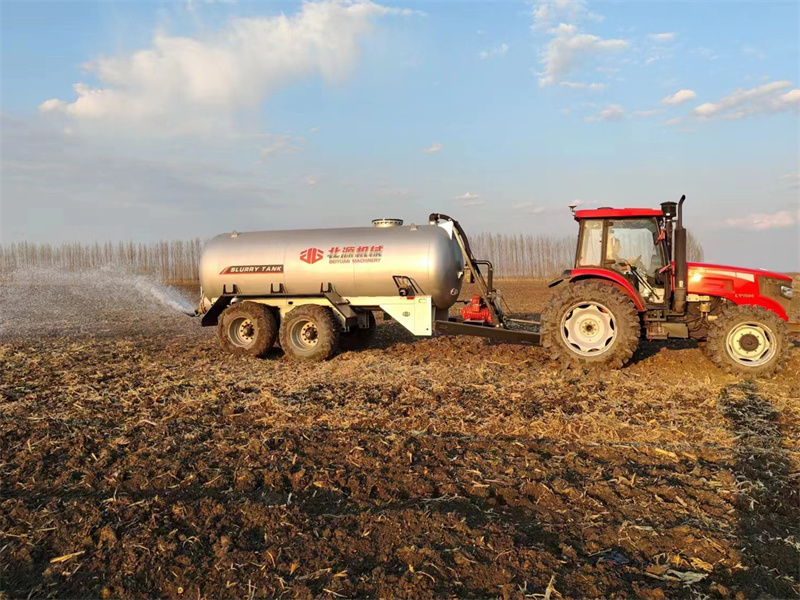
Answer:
[1,0,799,270]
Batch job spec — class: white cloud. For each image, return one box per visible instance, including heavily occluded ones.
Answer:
[422,142,443,153]
[304,175,320,186]
[531,0,602,30]
[455,192,480,201]
[478,43,509,60]
[39,1,408,136]
[633,109,664,117]
[691,81,800,120]
[559,81,607,91]
[648,32,676,42]
[694,47,719,60]
[780,172,800,188]
[725,210,799,231]
[586,104,624,121]
[259,134,304,159]
[538,24,628,86]
[661,89,697,106]
[741,45,766,59]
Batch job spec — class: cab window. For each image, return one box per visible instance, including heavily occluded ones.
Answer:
[577,220,603,266]
[606,219,663,277]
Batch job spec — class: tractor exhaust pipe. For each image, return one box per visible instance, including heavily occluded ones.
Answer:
[673,194,687,314]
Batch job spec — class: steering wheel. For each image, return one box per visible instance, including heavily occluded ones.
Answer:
[617,256,644,271]
[618,259,657,297]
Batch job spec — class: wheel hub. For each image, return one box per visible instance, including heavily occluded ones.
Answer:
[300,322,318,345]
[238,321,254,340]
[560,302,617,356]
[738,333,759,352]
[229,317,255,347]
[726,322,775,366]
[291,319,320,349]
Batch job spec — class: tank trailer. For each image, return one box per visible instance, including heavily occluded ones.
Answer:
[196,197,797,375]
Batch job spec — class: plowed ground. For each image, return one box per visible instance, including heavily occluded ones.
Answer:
[1,280,799,599]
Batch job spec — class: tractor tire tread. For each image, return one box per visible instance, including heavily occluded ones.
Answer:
[704,304,788,378]
[541,279,640,370]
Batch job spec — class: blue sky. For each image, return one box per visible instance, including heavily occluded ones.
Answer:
[2,0,798,270]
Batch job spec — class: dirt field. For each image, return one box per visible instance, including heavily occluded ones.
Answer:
[1,279,799,599]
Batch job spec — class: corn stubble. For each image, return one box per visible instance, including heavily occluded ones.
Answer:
[1,280,798,599]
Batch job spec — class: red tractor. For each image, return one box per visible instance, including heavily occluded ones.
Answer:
[541,196,797,375]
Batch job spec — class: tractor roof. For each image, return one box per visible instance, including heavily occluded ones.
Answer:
[575,207,663,220]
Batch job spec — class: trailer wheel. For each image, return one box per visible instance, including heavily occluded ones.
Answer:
[340,312,377,351]
[704,305,787,377]
[217,302,277,358]
[279,305,340,362]
[542,280,640,369]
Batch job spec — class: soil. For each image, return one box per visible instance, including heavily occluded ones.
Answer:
[1,280,799,599]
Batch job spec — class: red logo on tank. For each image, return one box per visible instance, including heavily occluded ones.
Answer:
[300,247,324,264]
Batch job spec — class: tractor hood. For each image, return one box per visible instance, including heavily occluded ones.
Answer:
[687,262,792,283]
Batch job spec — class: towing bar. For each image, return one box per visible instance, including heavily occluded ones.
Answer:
[434,320,542,345]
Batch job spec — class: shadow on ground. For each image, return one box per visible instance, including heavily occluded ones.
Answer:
[721,381,800,598]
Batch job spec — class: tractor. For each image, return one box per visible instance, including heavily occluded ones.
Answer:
[541,196,797,375]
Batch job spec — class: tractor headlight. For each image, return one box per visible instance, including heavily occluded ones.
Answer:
[780,285,793,299]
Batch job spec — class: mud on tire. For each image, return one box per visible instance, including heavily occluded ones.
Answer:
[541,279,640,369]
[217,301,278,358]
[279,305,341,362]
[704,304,788,377]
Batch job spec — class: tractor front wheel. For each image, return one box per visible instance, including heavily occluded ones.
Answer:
[704,305,787,377]
[542,280,640,369]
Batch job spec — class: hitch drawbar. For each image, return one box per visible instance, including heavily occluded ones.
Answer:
[434,319,542,345]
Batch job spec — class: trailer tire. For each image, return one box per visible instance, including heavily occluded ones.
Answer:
[217,302,277,358]
[542,280,640,369]
[704,304,787,377]
[340,312,377,351]
[279,305,340,362]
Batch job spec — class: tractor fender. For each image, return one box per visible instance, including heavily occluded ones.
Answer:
[548,270,572,288]
[568,269,646,312]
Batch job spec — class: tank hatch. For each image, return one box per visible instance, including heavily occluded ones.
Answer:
[372,218,404,228]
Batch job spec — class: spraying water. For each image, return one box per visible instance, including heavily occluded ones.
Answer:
[0,267,200,339]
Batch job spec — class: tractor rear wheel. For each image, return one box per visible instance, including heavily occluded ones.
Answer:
[542,280,640,369]
[339,311,376,351]
[217,302,277,358]
[279,305,340,362]
[704,304,787,377]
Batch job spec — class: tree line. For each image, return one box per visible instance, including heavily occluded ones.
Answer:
[0,232,703,282]
[0,240,204,283]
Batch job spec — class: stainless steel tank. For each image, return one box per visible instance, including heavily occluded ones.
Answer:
[200,220,465,309]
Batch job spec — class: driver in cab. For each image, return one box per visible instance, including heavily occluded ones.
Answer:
[609,233,649,274]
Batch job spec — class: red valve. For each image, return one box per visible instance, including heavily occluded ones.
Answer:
[460,295,493,324]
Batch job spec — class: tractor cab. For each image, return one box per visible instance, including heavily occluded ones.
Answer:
[573,207,669,306]
[544,195,796,376]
